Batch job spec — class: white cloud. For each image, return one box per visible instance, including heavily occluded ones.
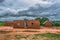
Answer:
[0,16,35,21]
[0,0,55,9]
[2,0,40,9]
[38,0,55,8]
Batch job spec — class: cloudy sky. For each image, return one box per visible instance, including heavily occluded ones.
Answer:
[0,0,60,21]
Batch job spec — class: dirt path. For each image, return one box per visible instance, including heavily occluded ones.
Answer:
[0,26,60,35]
[12,29,60,35]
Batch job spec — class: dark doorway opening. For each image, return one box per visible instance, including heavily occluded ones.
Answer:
[32,23,34,26]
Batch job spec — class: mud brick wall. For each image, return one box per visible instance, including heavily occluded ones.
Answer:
[4,22,13,26]
[27,20,40,29]
[13,20,24,28]
[4,20,40,29]
[44,21,52,27]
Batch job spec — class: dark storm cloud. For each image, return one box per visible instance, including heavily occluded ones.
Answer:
[0,0,60,21]
[0,0,4,3]
[0,2,59,17]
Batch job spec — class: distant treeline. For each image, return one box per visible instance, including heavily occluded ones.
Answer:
[52,21,60,26]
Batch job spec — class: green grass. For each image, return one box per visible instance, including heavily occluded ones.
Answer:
[0,23,4,26]
[0,21,4,26]
[34,33,60,38]
[32,33,60,40]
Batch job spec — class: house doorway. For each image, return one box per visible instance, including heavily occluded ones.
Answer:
[24,22,28,27]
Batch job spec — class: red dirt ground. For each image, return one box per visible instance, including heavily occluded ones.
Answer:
[0,26,60,35]
[0,26,60,40]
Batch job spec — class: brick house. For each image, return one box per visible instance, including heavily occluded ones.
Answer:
[4,20,40,29]
[4,21,13,26]
[43,21,52,27]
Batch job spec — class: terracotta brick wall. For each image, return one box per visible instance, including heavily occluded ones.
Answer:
[27,20,40,29]
[44,21,52,27]
[4,22,13,26]
[13,20,24,28]
[4,20,40,29]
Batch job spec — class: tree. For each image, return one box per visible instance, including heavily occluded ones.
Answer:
[24,18,28,20]
[35,17,49,26]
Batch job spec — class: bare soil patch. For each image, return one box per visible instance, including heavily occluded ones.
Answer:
[0,26,60,40]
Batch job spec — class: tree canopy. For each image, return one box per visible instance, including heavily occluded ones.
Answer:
[35,17,49,26]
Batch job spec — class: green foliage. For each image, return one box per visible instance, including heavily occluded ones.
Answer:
[0,21,4,26]
[52,21,60,26]
[35,17,49,26]
[24,18,28,20]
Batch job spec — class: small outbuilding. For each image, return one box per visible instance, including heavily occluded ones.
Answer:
[43,21,52,27]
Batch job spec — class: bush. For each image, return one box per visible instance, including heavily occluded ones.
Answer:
[52,21,60,26]
[35,17,49,26]
[0,21,4,26]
